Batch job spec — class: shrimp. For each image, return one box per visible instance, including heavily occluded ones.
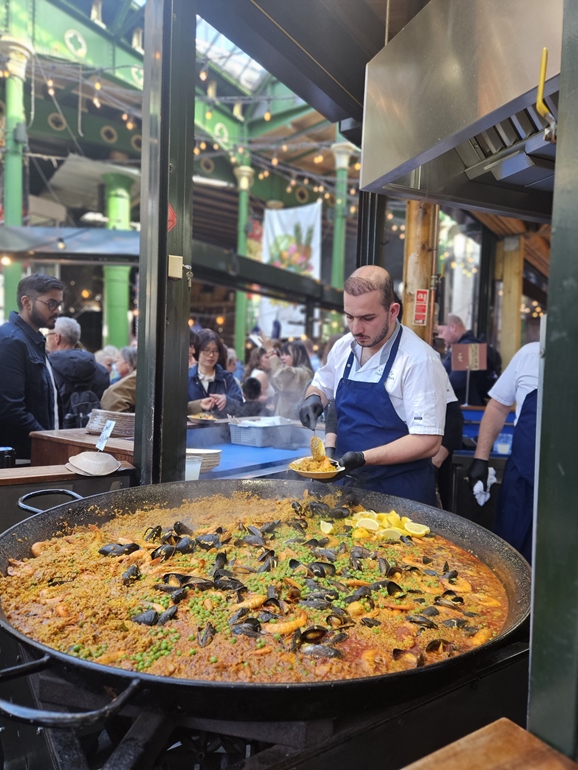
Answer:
[232,594,267,611]
[440,576,472,593]
[31,541,49,558]
[262,610,308,635]
[468,627,493,647]
[360,649,387,675]
[470,593,502,607]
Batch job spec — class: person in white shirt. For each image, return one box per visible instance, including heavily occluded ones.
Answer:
[299,265,448,506]
[467,341,539,561]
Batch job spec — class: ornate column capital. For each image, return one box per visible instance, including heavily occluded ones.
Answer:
[330,141,356,171]
[233,165,255,192]
[0,36,33,80]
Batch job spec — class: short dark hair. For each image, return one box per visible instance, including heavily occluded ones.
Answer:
[197,328,227,368]
[17,273,65,310]
[243,376,261,401]
[344,272,395,310]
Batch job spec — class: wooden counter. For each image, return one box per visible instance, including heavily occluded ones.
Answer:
[29,428,134,466]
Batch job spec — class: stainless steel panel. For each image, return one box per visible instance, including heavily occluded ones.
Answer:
[361,0,563,192]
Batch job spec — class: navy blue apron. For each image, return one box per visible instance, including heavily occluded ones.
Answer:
[494,388,537,563]
[335,327,436,506]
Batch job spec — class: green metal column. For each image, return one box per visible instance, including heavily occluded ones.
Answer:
[528,0,578,757]
[1,19,33,311]
[233,164,254,357]
[330,141,354,289]
[103,172,133,347]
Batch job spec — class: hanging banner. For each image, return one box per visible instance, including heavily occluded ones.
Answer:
[258,201,322,338]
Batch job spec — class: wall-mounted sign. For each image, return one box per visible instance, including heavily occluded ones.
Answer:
[413,288,429,326]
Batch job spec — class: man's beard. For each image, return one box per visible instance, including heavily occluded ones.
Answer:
[355,317,391,348]
[30,307,57,330]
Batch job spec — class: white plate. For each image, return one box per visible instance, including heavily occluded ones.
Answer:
[288,456,345,480]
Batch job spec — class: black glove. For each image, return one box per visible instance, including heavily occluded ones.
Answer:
[299,394,324,429]
[338,451,366,474]
[467,458,489,492]
[325,446,336,460]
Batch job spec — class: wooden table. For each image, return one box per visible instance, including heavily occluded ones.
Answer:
[403,718,578,770]
[29,428,134,466]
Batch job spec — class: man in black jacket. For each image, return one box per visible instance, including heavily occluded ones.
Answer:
[47,317,110,423]
[0,273,65,459]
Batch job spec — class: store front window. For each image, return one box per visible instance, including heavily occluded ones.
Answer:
[437,211,482,329]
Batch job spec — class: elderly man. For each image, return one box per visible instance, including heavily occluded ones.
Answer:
[299,265,448,506]
[437,314,498,405]
[0,273,65,459]
[46,316,110,425]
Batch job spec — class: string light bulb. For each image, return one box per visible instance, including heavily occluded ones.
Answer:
[205,108,213,120]
[199,66,208,82]
[213,142,219,150]
[354,161,361,171]
[93,96,101,109]
[271,156,279,167]
[121,113,128,121]
[199,141,207,150]
[94,78,102,91]
[126,117,135,130]
[57,238,66,250]
[193,147,200,156]
[263,109,271,121]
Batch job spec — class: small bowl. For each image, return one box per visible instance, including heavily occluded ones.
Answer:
[68,451,121,476]
[288,456,344,480]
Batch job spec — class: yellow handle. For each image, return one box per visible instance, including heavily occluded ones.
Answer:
[537,47,550,119]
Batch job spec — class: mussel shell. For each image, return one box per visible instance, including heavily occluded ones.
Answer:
[425,638,453,654]
[442,569,459,581]
[289,519,307,533]
[175,537,196,554]
[361,617,381,627]
[122,564,140,585]
[150,544,177,562]
[300,644,343,659]
[400,536,413,545]
[351,546,371,559]
[266,584,279,600]
[197,621,216,647]
[349,557,363,571]
[369,579,391,591]
[421,606,440,617]
[174,521,193,536]
[160,529,179,545]
[170,587,190,603]
[422,555,433,564]
[132,609,158,626]
[243,534,266,547]
[324,508,350,520]
[195,534,221,550]
[442,618,467,629]
[262,597,282,612]
[144,526,161,542]
[229,607,250,625]
[257,557,277,574]
[158,606,178,625]
[213,577,245,592]
[211,552,228,573]
[300,625,328,644]
[407,614,438,629]
[303,538,320,548]
[99,542,140,557]
[307,588,339,602]
[232,623,261,639]
[162,572,191,586]
[299,598,331,610]
[423,569,438,577]
[260,520,281,534]
[308,561,336,578]
[308,501,330,515]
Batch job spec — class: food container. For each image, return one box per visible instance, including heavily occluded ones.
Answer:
[185,455,203,480]
[229,416,294,447]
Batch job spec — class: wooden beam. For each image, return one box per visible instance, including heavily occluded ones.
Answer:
[500,236,524,368]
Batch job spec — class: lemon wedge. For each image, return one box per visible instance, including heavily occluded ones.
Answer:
[352,528,372,539]
[319,520,334,535]
[376,528,402,540]
[354,517,380,532]
[404,521,430,537]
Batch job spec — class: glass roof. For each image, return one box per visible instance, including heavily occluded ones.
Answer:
[196,17,268,92]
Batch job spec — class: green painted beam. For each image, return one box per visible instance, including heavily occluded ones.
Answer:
[109,1,140,37]
[248,103,313,135]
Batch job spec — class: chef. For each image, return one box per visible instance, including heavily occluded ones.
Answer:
[299,265,448,506]
[467,340,539,562]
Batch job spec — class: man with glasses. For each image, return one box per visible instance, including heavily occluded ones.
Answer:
[0,273,65,460]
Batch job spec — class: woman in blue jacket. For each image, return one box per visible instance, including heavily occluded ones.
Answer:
[187,329,242,416]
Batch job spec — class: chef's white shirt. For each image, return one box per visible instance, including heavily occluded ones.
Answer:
[312,322,448,435]
[488,341,539,423]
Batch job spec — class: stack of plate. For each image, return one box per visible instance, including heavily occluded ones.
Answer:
[185,448,221,473]
[66,451,121,476]
[86,409,135,438]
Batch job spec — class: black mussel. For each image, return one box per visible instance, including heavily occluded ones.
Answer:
[308,501,330,516]
[144,525,162,542]
[232,618,262,638]
[423,569,438,577]
[211,552,228,574]
[174,521,193,536]
[214,577,245,592]
[163,573,191,587]
[352,586,372,599]
[425,639,454,654]
[441,590,463,604]
[158,606,178,625]
[337,542,348,555]
[229,607,250,625]
[266,584,279,599]
[150,544,176,562]
[369,579,391,591]
[463,626,480,636]
[413,597,426,603]
[303,538,320,548]
[160,529,179,545]
[246,525,263,538]
[291,501,303,515]
[301,644,343,659]
[285,537,306,545]
[244,534,266,547]
[99,542,140,558]
[308,561,336,578]
[195,533,221,550]
[361,617,381,628]
[407,614,438,629]
[407,589,424,595]
[400,536,413,545]
[442,618,467,629]
[299,598,332,610]
[262,597,283,612]
[324,508,350,520]
[185,576,215,591]
[416,653,425,668]
[307,588,339,602]
[326,612,354,629]
[386,565,403,578]
[170,587,191,603]
[257,548,275,563]
[341,490,359,507]
[132,609,158,626]
[392,648,410,661]
[325,631,348,645]
[213,568,235,581]
[349,557,363,571]
[285,586,301,603]
[434,598,464,611]
[387,581,404,597]
[313,548,337,562]
[234,587,248,603]
[198,621,216,647]
[305,578,318,590]
[289,558,304,571]
[290,628,302,652]
[421,606,440,617]
[442,570,459,581]
[328,578,348,593]
[422,555,433,565]
[154,584,181,595]
[260,520,281,534]
[442,561,450,573]
[175,536,196,555]
[289,519,307,534]
[404,566,421,574]
[122,564,140,585]
[300,625,329,644]
[462,610,479,618]
[351,546,371,559]
[258,611,280,623]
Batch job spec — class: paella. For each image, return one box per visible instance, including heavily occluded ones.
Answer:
[0,491,508,683]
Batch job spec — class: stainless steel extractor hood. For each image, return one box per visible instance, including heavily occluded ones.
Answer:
[360,0,563,222]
